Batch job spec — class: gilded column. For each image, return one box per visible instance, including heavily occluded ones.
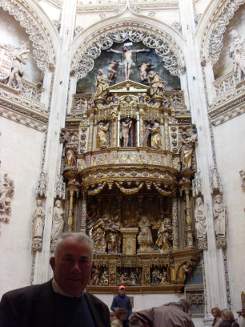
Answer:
[172,197,179,250]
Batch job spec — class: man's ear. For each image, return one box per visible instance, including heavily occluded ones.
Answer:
[50,257,55,271]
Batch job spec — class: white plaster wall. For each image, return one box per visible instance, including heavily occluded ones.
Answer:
[0,117,44,297]
[213,114,245,312]
[95,293,203,326]
[0,10,42,83]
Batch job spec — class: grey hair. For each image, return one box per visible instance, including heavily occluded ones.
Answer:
[54,232,94,257]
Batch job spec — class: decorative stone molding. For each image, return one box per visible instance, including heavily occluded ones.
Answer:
[0,0,57,71]
[209,84,245,126]
[0,171,15,226]
[72,22,185,78]
[0,86,48,132]
[202,0,245,64]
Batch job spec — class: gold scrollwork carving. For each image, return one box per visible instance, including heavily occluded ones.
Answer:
[115,182,144,195]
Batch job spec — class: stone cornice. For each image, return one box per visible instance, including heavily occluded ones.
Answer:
[209,86,245,126]
[0,88,48,131]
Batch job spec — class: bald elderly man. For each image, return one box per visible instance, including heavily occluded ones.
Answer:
[0,232,110,327]
[129,300,195,327]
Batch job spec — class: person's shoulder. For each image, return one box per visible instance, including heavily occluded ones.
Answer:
[2,281,50,302]
[85,292,109,309]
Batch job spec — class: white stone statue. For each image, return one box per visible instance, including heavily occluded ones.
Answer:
[51,199,64,242]
[137,216,153,252]
[213,194,226,237]
[7,45,29,90]
[96,121,109,148]
[107,43,150,80]
[194,197,207,249]
[32,199,45,239]
[229,29,245,81]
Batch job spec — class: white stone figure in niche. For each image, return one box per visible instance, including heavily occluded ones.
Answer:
[32,199,45,239]
[137,216,153,252]
[213,194,226,237]
[99,270,109,286]
[121,118,133,147]
[0,173,14,223]
[51,199,64,242]
[65,149,76,167]
[155,218,172,253]
[36,171,47,198]
[229,29,245,81]
[148,70,166,96]
[95,69,109,97]
[107,60,119,83]
[180,131,197,170]
[96,121,109,149]
[7,45,30,90]
[194,197,207,249]
[107,43,150,80]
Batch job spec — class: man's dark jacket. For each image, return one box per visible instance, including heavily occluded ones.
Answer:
[0,280,110,327]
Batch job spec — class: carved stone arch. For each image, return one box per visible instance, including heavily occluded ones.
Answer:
[71,20,185,79]
[200,0,245,65]
[0,0,59,71]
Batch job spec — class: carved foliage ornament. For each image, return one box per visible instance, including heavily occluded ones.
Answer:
[206,0,245,64]
[0,0,55,71]
[72,25,185,78]
[0,172,15,225]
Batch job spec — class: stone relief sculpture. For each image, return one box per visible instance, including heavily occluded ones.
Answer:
[155,218,172,253]
[65,149,77,167]
[229,29,245,81]
[91,218,106,253]
[148,70,167,97]
[96,121,109,149]
[36,171,47,198]
[120,118,133,147]
[51,199,64,242]
[180,130,197,170]
[194,197,207,250]
[32,198,45,251]
[0,173,15,224]
[95,69,109,97]
[107,43,150,80]
[0,43,29,90]
[213,194,226,248]
[137,216,153,253]
[150,121,161,149]
[107,60,119,83]
[139,62,154,81]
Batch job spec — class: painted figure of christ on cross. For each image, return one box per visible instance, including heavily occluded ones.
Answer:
[107,42,150,80]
